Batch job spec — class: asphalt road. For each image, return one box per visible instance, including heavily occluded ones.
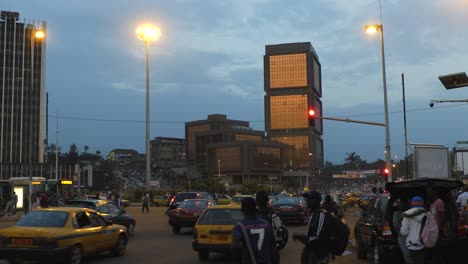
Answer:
[0,205,372,264]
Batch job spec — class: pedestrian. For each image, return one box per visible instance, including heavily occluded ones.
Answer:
[378,187,384,195]
[321,194,339,216]
[393,199,413,264]
[299,190,333,263]
[115,193,121,208]
[400,196,427,264]
[456,186,468,207]
[426,188,445,264]
[232,197,274,264]
[256,190,287,263]
[141,194,150,214]
[371,187,378,195]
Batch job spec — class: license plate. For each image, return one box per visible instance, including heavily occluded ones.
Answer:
[216,234,229,241]
[11,238,32,246]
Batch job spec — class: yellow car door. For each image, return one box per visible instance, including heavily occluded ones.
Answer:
[74,211,104,255]
[87,211,117,251]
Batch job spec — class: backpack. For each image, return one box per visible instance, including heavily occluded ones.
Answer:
[270,212,289,249]
[421,212,439,248]
[325,212,350,256]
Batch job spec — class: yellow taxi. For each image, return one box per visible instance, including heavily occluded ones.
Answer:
[342,192,360,208]
[216,194,232,205]
[153,195,170,207]
[0,207,128,264]
[192,204,242,260]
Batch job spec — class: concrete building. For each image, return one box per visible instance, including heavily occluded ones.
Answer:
[0,11,47,180]
[264,42,324,184]
[186,114,285,184]
[106,149,139,161]
[150,137,185,168]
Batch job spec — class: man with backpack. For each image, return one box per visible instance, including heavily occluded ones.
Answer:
[293,190,349,264]
[400,196,427,264]
[256,190,288,264]
[426,189,445,264]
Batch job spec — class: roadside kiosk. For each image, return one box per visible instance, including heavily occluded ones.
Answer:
[8,177,46,209]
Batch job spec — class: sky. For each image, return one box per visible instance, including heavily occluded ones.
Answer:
[2,0,468,164]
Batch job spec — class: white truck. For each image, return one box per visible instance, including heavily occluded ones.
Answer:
[412,144,450,179]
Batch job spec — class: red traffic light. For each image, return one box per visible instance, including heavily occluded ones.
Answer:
[308,109,315,117]
[384,168,389,174]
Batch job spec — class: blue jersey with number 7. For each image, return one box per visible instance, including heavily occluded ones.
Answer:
[232,216,274,264]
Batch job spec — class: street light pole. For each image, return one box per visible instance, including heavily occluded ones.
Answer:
[365,24,392,182]
[136,24,161,190]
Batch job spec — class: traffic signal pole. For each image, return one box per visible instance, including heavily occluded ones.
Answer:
[315,116,385,126]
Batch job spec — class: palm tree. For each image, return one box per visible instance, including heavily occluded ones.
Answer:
[83,145,89,154]
[345,152,362,170]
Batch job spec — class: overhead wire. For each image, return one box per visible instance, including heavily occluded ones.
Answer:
[45,102,468,124]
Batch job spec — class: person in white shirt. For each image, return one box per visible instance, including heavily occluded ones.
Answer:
[401,196,427,264]
[456,186,468,207]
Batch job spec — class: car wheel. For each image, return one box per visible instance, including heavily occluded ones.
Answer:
[172,225,181,234]
[67,245,82,264]
[127,223,135,236]
[356,237,367,259]
[198,251,209,261]
[111,235,127,256]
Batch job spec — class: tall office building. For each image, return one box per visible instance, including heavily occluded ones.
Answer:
[0,11,47,179]
[264,42,323,179]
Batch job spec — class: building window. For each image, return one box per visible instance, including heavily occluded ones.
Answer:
[187,124,210,160]
[270,95,308,130]
[235,134,262,141]
[215,147,241,171]
[269,53,307,89]
[254,147,281,169]
[271,136,309,170]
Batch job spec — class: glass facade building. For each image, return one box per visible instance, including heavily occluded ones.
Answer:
[264,42,323,174]
[0,11,47,179]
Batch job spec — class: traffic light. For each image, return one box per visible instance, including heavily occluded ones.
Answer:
[383,168,389,182]
[308,108,316,127]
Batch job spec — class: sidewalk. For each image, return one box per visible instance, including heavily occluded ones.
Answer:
[0,211,24,223]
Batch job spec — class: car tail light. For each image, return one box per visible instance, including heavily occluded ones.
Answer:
[170,197,175,204]
[382,220,392,238]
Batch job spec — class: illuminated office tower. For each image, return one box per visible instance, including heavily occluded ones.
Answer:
[0,11,47,179]
[264,42,323,182]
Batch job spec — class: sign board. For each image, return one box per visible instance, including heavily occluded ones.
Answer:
[150,180,160,187]
[60,180,73,185]
[413,145,450,179]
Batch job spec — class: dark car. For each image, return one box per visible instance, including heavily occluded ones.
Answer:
[167,199,216,234]
[167,192,214,211]
[66,199,136,236]
[355,178,467,264]
[272,197,309,225]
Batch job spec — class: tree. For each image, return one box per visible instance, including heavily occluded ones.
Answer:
[83,145,89,154]
[345,152,362,170]
[65,144,80,165]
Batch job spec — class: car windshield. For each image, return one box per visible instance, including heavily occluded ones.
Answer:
[16,211,68,227]
[273,197,303,205]
[174,193,197,203]
[197,209,243,225]
[178,200,208,209]
[66,201,96,209]
[231,196,248,203]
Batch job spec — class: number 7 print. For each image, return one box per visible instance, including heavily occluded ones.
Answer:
[250,228,265,250]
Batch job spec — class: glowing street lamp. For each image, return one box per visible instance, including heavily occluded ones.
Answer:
[136,24,161,190]
[365,23,392,182]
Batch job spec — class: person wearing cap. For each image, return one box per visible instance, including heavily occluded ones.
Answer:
[232,197,274,264]
[295,190,332,263]
[401,196,427,264]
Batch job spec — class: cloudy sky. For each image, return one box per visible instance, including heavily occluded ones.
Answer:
[3,0,468,164]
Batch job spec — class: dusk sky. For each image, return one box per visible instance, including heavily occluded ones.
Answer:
[3,0,468,164]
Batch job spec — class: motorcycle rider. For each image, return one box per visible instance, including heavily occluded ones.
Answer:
[294,190,332,264]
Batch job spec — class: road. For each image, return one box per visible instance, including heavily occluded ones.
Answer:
[0,205,372,264]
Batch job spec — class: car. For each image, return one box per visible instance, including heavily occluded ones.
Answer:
[355,178,467,264]
[154,195,170,207]
[168,192,214,211]
[342,192,360,208]
[167,199,216,234]
[272,196,309,225]
[66,199,136,236]
[229,195,254,205]
[0,207,128,264]
[192,204,243,261]
[358,193,374,209]
[216,194,232,205]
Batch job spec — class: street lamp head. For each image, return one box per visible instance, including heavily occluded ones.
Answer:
[34,30,45,39]
[136,24,161,43]
[365,24,382,34]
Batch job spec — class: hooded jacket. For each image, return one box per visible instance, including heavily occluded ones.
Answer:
[400,207,426,250]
